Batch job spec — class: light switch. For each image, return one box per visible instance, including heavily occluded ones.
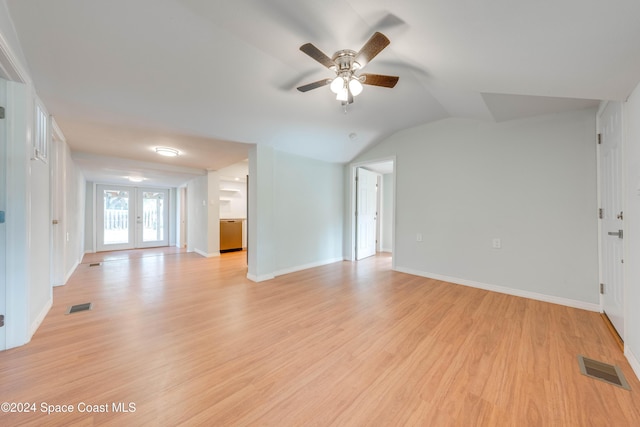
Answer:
[492,238,501,249]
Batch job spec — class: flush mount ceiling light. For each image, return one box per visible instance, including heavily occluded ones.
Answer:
[126,176,146,183]
[155,147,179,157]
[297,32,399,107]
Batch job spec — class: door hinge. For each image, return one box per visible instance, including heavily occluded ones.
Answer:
[600,283,604,294]
[597,133,602,144]
[0,314,4,327]
[0,106,5,119]
[598,208,603,219]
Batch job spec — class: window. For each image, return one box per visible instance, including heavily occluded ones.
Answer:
[34,101,48,162]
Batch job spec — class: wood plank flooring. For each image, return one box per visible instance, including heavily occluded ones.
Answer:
[1,250,639,426]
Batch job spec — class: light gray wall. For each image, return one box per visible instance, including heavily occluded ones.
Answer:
[5,81,30,347]
[169,187,177,247]
[187,174,208,255]
[28,104,51,333]
[62,140,85,278]
[352,109,599,305]
[381,173,394,252]
[624,86,640,376]
[248,145,344,280]
[207,171,220,256]
[84,182,94,252]
[273,150,344,273]
[0,0,30,78]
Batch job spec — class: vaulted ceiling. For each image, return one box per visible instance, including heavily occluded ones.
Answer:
[6,0,640,184]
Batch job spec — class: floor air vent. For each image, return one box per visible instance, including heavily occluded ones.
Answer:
[89,263,101,267]
[578,355,630,390]
[66,303,93,314]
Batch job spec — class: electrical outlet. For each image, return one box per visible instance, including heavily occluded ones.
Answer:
[416,233,423,242]
[492,238,501,249]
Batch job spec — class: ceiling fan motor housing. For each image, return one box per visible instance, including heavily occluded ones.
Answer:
[332,49,360,71]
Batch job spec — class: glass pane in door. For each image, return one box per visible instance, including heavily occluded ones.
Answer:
[142,191,165,242]
[103,189,130,245]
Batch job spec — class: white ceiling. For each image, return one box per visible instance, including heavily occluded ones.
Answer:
[7,0,640,185]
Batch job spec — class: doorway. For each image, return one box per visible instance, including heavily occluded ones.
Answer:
[350,158,395,263]
[96,184,169,252]
[598,102,625,339]
[356,167,378,260]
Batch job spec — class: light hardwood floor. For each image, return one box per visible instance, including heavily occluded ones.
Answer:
[1,250,639,426]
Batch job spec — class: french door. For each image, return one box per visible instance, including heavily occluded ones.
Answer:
[96,185,169,251]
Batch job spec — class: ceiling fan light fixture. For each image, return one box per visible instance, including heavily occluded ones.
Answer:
[330,76,345,94]
[155,147,179,157]
[336,86,349,102]
[349,78,363,96]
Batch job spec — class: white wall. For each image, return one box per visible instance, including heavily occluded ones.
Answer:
[219,179,246,219]
[381,173,394,252]
[207,171,220,256]
[4,80,30,348]
[624,84,640,378]
[273,150,344,275]
[187,175,207,254]
[247,144,275,281]
[168,187,177,247]
[186,171,220,257]
[28,104,51,333]
[60,135,86,282]
[351,109,599,308]
[248,145,344,281]
[84,182,95,252]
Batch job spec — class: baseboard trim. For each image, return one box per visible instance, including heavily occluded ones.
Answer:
[247,273,276,282]
[625,348,640,382]
[59,259,81,286]
[380,248,392,253]
[393,266,600,312]
[194,249,221,258]
[30,298,53,337]
[273,257,344,278]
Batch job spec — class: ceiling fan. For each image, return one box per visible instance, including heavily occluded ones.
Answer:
[296,32,399,106]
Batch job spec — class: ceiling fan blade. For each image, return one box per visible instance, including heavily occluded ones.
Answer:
[300,43,335,69]
[361,73,399,88]
[355,32,390,69]
[297,78,331,92]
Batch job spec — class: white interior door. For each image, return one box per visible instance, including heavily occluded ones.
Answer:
[137,188,169,248]
[0,77,7,350]
[356,167,378,260]
[599,101,625,338]
[50,137,65,286]
[96,185,136,252]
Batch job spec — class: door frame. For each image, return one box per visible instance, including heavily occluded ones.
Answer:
[0,76,7,350]
[596,100,626,341]
[348,157,396,265]
[50,126,65,287]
